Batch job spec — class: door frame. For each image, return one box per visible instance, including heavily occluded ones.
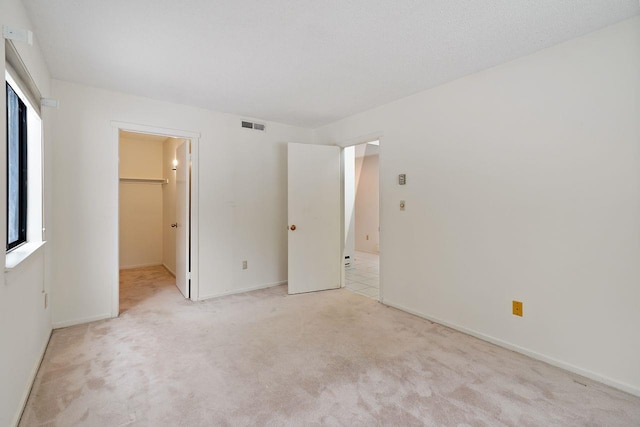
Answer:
[111,121,201,317]
[339,133,384,302]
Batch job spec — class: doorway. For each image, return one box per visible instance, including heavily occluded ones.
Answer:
[286,139,381,299]
[343,140,380,300]
[112,122,200,318]
[118,131,187,311]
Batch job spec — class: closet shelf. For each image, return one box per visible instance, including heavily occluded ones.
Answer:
[119,177,168,184]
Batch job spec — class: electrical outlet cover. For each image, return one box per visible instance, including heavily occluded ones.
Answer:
[512,300,523,316]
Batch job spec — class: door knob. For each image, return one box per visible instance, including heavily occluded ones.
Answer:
[290,225,296,231]
[171,223,178,228]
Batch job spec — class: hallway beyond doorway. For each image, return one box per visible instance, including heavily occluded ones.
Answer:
[345,251,379,299]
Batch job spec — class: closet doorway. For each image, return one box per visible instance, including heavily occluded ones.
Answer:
[118,130,190,312]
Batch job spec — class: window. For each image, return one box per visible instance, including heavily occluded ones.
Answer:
[6,82,28,250]
[5,40,46,264]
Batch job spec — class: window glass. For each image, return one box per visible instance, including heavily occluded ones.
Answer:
[6,82,27,250]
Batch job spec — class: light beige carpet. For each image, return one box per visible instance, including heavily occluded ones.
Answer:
[20,266,640,426]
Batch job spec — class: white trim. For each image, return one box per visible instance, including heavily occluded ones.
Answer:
[5,241,46,271]
[335,131,385,148]
[110,121,200,140]
[190,135,200,302]
[4,44,42,115]
[339,147,346,289]
[53,313,112,329]
[377,137,384,303]
[199,281,287,301]
[384,300,640,397]
[11,329,52,427]
[162,263,176,277]
[119,262,164,270]
[111,121,201,314]
[111,126,120,318]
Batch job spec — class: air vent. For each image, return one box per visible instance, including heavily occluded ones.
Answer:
[241,120,266,131]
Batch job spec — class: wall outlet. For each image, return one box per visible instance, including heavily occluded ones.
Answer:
[512,300,523,317]
[242,260,248,270]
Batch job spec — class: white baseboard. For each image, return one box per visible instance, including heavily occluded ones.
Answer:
[199,281,287,301]
[12,328,52,427]
[162,263,176,277]
[52,313,112,329]
[354,249,379,255]
[119,262,163,270]
[384,301,640,398]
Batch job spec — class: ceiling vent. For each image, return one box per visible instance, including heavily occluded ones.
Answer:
[241,120,266,131]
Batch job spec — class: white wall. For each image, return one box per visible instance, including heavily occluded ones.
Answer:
[119,135,164,268]
[162,138,183,275]
[0,0,53,425]
[316,17,640,395]
[230,129,307,292]
[354,154,379,253]
[119,134,164,178]
[50,80,314,326]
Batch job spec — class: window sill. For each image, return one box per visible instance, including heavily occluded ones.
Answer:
[5,241,46,272]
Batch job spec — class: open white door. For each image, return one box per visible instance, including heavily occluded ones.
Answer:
[288,143,341,294]
[175,140,190,298]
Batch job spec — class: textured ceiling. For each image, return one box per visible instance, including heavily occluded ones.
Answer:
[22,0,640,128]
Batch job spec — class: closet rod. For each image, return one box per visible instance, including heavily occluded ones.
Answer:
[119,177,168,184]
